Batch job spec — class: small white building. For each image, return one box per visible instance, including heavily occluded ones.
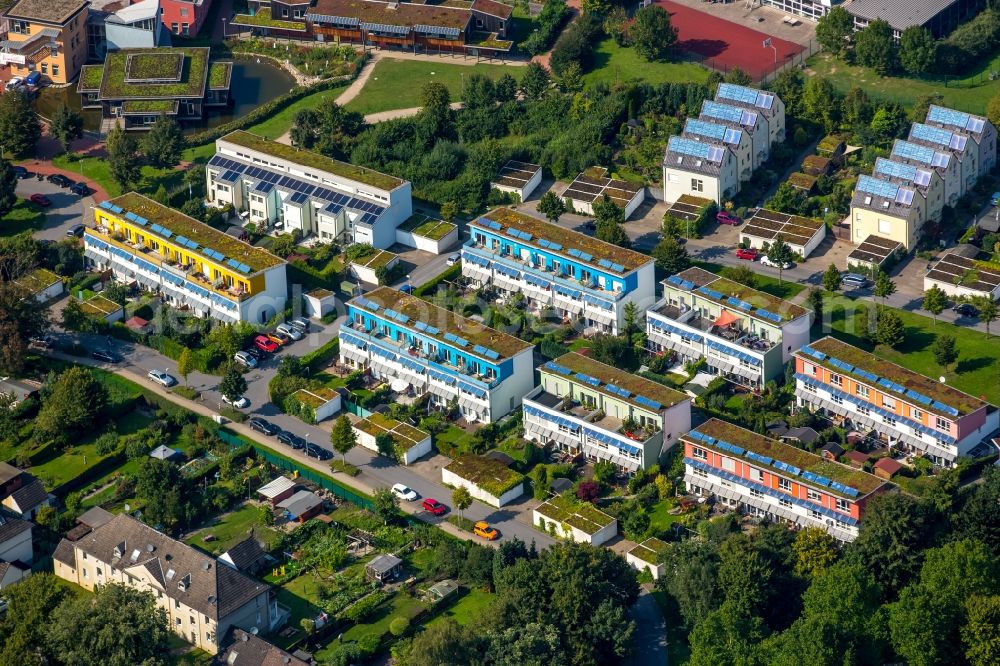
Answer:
[441,455,525,507]
[663,136,738,205]
[15,268,63,303]
[291,387,341,422]
[395,214,458,254]
[924,247,1000,301]
[563,167,644,220]
[79,294,124,323]
[533,496,617,546]
[846,235,904,276]
[626,537,669,579]
[352,413,432,465]
[349,249,398,285]
[304,288,337,318]
[492,160,543,201]
[741,209,827,259]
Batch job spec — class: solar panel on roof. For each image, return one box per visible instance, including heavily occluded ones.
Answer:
[485,349,500,360]
[911,123,954,147]
[722,128,741,145]
[875,159,917,181]
[425,326,439,334]
[669,136,714,159]
[567,248,581,258]
[857,175,899,199]
[635,395,662,410]
[125,212,138,222]
[895,188,915,205]
[913,169,932,187]
[611,263,625,272]
[686,118,727,141]
[597,258,612,269]
[702,100,743,123]
[931,152,951,168]
[928,105,969,128]
[718,83,759,105]
[893,140,935,164]
[579,251,592,261]
[968,117,985,133]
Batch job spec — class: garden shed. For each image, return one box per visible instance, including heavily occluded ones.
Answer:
[741,208,826,258]
[304,288,336,318]
[846,235,904,276]
[395,214,459,254]
[278,490,323,523]
[257,476,297,506]
[626,537,670,579]
[366,553,402,582]
[923,248,1000,301]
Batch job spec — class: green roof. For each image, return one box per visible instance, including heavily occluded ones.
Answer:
[536,495,615,535]
[292,387,340,409]
[208,62,233,89]
[122,99,179,115]
[14,267,60,295]
[688,418,886,497]
[220,130,405,191]
[628,537,669,565]
[351,249,396,270]
[552,352,688,413]
[671,266,808,322]
[79,294,121,317]
[231,8,307,30]
[400,214,456,241]
[105,193,284,272]
[99,48,213,100]
[354,413,429,451]
[77,64,104,92]
[445,455,524,498]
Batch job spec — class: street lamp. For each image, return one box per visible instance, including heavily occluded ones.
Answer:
[221,18,227,39]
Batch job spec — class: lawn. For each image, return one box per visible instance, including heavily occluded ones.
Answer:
[184,502,281,555]
[807,52,1000,115]
[695,261,806,300]
[246,84,346,139]
[821,293,1000,405]
[648,499,684,535]
[30,440,118,491]
[0,199,45,236]
[344,59,516,116]
[583,38,710,88]
[335,591,425,645]
[275,572,325,633]
[426,587,493,627]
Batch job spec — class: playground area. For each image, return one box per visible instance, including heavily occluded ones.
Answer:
[656,0,811,80]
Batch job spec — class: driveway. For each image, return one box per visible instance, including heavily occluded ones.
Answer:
[15,176,93,241]
[629,586,668,666]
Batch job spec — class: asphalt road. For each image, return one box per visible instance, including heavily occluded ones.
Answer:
[628,587,668,666]
[15,174,93,240]
[55,318,556,550]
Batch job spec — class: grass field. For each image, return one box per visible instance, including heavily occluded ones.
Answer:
[248,84,347,139]
[344,59,516,116]
[336,591,425,645]
[185,502,281,555]
[807,53,1000,115]
[426,588,493,627]
[583,39,710,88]
[696,261,806,300]
[274,573,325,634]
[0,199,46,236]
[821,294,1000,405]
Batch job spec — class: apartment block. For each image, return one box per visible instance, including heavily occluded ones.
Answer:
[925,104,996,174]
[52,514,278,654]
[83,193,288,323]
[794,337,999,466]
[683,118,755,182]
[340,286,535,423]
[159,0,212,37]
[909,122,979,196]
[849,174,923,251]
[523,352,691,473]
[85,0,165,61]
[646,267,811,388]
[662,135,738,205]
[683,418,889,542]
[701,100,770,167]
[715,83,785,147]
[0,0,89,84]
[463,207,655,335]
[207,131,412,249]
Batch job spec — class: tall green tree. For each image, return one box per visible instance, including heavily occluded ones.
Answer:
[854,19,897,74]
[0,160,17,218]
[373,486,400,525]
[963,594,1000,666]
[922,285,948,323]
[973,296,998,338]
[289,108,320,149]
[452,484,472,522]
[141,117,184,168]
[657,539,722,630]
[874,307,905,348]
[807,288,824,322]
[35,366,108,444]
[0,573,67,666]
[0,89,41,157]
[106,123,142,190]
[874,270,896,304]
[218,364,247,402]
[48,105,84,153]
[823,264,842,292]
[176,347,193,386]
[765,235,794,284]
[850,493,936,598]
[537,191,566,222]
[802,77,841,132]
[842,86,873,129]
[593,194,630,247]
[723,68,753,86]
[520,62,551,100]
[330,414,357,464]
[931,334,958,370]
[792,527,838,578]
[631,6,677,61]
[135,457,194,529]
[899,25,937,76]
[652,235,690,274]
[815,6,855,57]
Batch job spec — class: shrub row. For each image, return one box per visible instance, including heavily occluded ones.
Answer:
[413,264,461,298]
[301,338,340,374]
[520,0,572,56]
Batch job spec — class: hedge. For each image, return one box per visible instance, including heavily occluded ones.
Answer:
[414,264,461,298]
[301,338,340,374]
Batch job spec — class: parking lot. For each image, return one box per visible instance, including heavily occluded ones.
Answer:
[14,172,94,240]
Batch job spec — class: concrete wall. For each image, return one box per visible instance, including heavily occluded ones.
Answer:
[924,276,1000,302]
[350,254,398,285]
[626,551,665,579]
[533,510,618,546]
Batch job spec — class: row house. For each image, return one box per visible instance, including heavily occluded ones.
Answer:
[463,207,655,335]
[683,418,889,542]
[522,352,691,473]
[339,286,535,423]
[715,82,785,147]
[701,100,770,167]
[0,0,89,85]
[207,130,412,249]
[53,513,279,655]
[83,193,288,324]
[646,267,811,388]
[849,174,924,251]
[909,122,979,197]
[662,135,738,205]
[891,139,957,208]
[683,118,754,183]
[925,104,996,174]
[159,0,213,37]
[794,336,999,466]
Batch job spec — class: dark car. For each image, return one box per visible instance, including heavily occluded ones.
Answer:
[305,443,332,460]
[12,166,32,179]
[276,431,299,448]
[91,349,119,363]
[582,221,596,232]
[248,417,279,436]
[66,224,85,237]
[244,346,263,361]
[70,182,90,196]
[954,302,979,317]
[46,174,73,187]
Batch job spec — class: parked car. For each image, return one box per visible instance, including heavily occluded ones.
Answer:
[446,254,460,266]
[91,349,119,363]
[422,498,447,515]
[473,521,499,541]
[248,417,279,436]
[955,302,979,317]
[46,173,72,187]
[760,256,793,269]
[582,221,596,232]
[717,211,742,225]
[234,351,258,368]
[66,224,85,237]
[29,335,55,350]
[11,165,32,179]
[70,182,90,196]
[29,193,50,207]
[735,248,759,261]
[841,273,869,289]
[399,284,414,294]
[5,77,24,91]
[391,483,419,501]
[147,369,177,387]
[266,331,290,347]
[276,431,299,448]
[253,335,278,353]
[221,394,250,409]
[24,71,40,86]
[243,346,263,361]
[305,443,332,460]
[276,323,302,341]
[288,317,310,332]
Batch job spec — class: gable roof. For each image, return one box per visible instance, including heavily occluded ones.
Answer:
[256,476,296,499]
[5,477,49,513]
[76,506,114,529]
[0,461,20,486]
[220,628,309,666]
[0,514,31,546]
[220,537,268,572]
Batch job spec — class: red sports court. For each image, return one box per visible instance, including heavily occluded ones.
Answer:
[656,0,805,80]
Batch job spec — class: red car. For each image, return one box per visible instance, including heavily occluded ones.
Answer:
[717,211,742,225]
[736,248,759,261]
[29,193,51,207]
[422,498,447,515]
[253,335,278,353]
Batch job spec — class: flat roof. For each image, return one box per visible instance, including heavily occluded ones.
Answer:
[354,413,429,451]
[399,214,455,241]
[563,167,643,207]
[220,130,405,191]
[664,194,714,222]
[14,267,60,295]
[77,64,104,93]
[99,48,211,100]
[492,160,541,189]
[102,193,284,272]
[548,352,688,413]
[445,455,524,496]
[846,0,956,32]
[804,336,988,417]
[308,0,472,30]
[687,418,886,497]
[668,266,808,323]
[350,248,396,270]
[79,294,121,316]
[477,207,652,273]
[353,286,533,359]
[4,0,87,23]
[628,537,669,565]
[536,496,615,535]
[847,234,904,266]
[742,208,825,247]
[926,250,1000,293]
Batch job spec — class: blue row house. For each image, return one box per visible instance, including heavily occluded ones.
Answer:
[339,286,535,423]
[463,207,656,335]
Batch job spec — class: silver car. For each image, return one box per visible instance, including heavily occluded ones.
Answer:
[147,369,177,387]
[276,324,303,341]
[235,351,258,368]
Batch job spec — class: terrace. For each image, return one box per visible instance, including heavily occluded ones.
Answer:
[847,234,904,269]
[529,389,658,442]
[554,352,687,412]
[399,214,455,241]
[492,160,541,190]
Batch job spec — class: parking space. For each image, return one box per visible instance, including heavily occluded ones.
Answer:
[15,174,93,240]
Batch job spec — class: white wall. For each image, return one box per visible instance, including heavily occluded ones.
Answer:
[395,225,460,254]
[350,255,398,285]
[533,509,618,546]
[924,276,1000,302]
[0,522,32,564]
[488,347,537,422]
[441,467,524,507]
[313,394,341,422]
[239,264,288,325]
[351,425,432,465]
[625,551,665,580]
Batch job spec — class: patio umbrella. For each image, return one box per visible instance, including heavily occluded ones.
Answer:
[714,310,740,328]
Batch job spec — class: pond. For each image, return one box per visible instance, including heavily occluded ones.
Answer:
[34,57,297,133]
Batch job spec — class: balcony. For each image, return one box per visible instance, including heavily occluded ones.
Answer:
[531,390,659,442]
[656,302,776,353]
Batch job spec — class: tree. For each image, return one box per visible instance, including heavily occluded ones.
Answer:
[289,108,320,149]
[631,6,676,61]
[870,102,908,142]
[765,234,794,284]
[0,573,67,665]
[575,479,600,503]
[439,201,459,224]
[899,25,936,75]
[521,62,550,100]
[815,6,854,57]
[462,73,496,109]
[176,347,193,386]
[724,68,753,86]
[536,191,566,222]
[106,123,142,190]
[922,285,948,323]
[395,619,485,666]
[792,527,838,578]
[807,288,824,322]
[768,181,807,214]
[623,301,639,336]
[931,334,958,370]
[330,414,356,464]
[851,493,935,598]
[47,583,170,666]
[0,160,17,218]
[595,218,630,247]
[652,235,690,274]
[842,86,873,129]
[452,484,472,522]
[0,89,40,157]
[141,117,184,168]
[854,19,896,75]
[375,432,397,461]
[988,92,1000,133]
[373,487,400,525]
[218,365,247,403]
[603,6,629,46]
[35,366,108,444]
[955,467,1000,555]
[874,270,896,304]
[48,105,84,153]
[802,77,841,132]
[963,594,1000,666]
[874,307,905,348]
[494,72,518,102]
[657,539,721,629]
[135,457,193,529]
[973,296,998,338]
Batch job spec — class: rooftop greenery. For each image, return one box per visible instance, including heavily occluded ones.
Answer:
[466,31,513,50]
[553,351,687,412]
[292,388,339,408]
[78,64,104,92]
[221,130,404,191]
[352,249,396,270]
[14,267,60,295]
[231,8,307,31]
[99,48,212,100]
[445,455,524,498]
[673,266,808,322]
[628,537,669,565]
[400,214,456,241]
[536,495,615,535]
[122,100,178,114]
[354,413,429,451]
[125,52,183,82]
[79,294,121,317]
[208,62,233,89]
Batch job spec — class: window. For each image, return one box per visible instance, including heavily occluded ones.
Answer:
[175,600,181,610]
[749,487,763,498]
[41,63,47,74]
[878,219,891,234]
[832,393,844,405]
[856,384,870,398]
[691,178,704,192]
[803,381,817,394]
[809,509,824,519]
[858,405,870,417]
[692,446,707,460]
[11,20,29,34]
[779,498,791,508]
[180,7,188,15]
[807,489,821,501]
[750,468,763,482]
[693,467,707,478]
[830,373,843,386]
[182,23,189,36]
[836,498,850,512]
[803,362,816,375]
[935,416,950,431]
[882,396,896,410]
[52,65,59,77]
[912,408,923,421]
[282,8,288,15]
[171,22,178,32]
[778,478,791,492]
[883,415,897,427]
[721,457,736,473]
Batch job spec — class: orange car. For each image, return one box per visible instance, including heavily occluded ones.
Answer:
[473,521,499,540]
[266,331,290,347]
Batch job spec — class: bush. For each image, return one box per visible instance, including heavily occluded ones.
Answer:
[331,460,360,476]
[549,13,601,75]
[342,591,389,623]
[520,0,572,56]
